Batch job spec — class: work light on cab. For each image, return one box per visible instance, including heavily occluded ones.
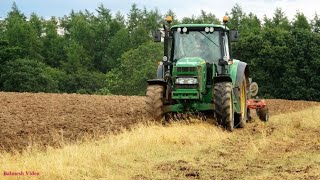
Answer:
[223,15,229,23]
[166,16,172,24]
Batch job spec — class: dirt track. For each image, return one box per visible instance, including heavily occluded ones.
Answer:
[0,92,319,151]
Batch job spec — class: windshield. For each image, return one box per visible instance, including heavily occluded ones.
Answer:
[173,31,221,63]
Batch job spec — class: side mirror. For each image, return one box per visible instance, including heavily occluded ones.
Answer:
[153,29,162,42]
[230,30,239,42]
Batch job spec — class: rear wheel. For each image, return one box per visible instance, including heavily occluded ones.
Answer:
[235,76,247,128]
[146,85,164,122]
[214,82,234,131]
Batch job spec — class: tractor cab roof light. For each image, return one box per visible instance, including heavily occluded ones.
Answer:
[166,16,173,24]
[182,27,187,33]
[223,15,229,24]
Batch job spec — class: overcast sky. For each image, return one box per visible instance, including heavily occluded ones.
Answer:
[0,0,319,21]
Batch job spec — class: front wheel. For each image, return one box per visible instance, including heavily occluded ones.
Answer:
[146,85,165,122]
[214,82,234,131]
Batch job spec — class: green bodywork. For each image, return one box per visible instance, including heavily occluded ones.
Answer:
[155,23,246,115]
[164,57,242,113]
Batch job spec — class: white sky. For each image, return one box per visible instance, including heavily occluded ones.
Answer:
[0,0,319,21]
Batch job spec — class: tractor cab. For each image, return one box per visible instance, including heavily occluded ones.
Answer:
[172,25,225,64]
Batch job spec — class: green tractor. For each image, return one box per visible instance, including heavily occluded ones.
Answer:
[146,16,250,131]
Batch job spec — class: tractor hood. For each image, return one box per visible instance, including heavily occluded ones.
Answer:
[175,57,206,67]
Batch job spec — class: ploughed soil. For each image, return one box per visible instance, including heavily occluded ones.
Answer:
[0,92,319,152]
[0,92,146,151]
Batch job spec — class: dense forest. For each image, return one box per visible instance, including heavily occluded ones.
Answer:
[0,3,319,101]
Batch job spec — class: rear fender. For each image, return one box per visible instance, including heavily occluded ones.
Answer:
[235,61,249,98]
[236,61,249,86]
[229,60,249,95]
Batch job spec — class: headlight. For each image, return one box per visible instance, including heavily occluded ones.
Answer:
[163,56,168,61]
[176,78,198,84]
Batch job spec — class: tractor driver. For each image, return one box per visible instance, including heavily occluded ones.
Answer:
[192,33,213,61]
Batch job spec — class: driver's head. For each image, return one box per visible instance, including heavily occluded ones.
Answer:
[194,33,205,48]
[199,37,208,49]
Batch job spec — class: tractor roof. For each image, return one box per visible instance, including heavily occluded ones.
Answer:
[171,24,229,30]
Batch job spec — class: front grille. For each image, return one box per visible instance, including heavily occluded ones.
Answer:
[176,84,197,89]
[176,67,197,72]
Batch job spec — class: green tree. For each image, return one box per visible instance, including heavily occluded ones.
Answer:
[311,13,320,33]
[62,41,92,73]
[142,8,163,33]
[41,17,66,67]
[240,12,261,33]
[229,4,245,30]
[130,25,150,48]
[4,3,43,60]
[0,40,22,65]
[293,12,311,30]
[263,8,291,30]
[60,71,105,94]
[127,3,143,33]
[181,10,220,24]
[106,28,131,69]
[0,59,60,92]
[92,5,113,71]
[181,15,197,24]
[272,8,291,30]
[29,13,43,37]
[198,10,220,24]
[105,42,162,95]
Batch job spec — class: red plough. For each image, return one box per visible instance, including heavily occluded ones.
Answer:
[246,82,269,121]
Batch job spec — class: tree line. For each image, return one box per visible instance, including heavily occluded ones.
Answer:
[0,3,319,101]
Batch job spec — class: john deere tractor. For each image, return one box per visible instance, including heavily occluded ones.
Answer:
[146,16,250,131]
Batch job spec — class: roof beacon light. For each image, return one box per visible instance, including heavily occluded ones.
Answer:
[209,27,214,32]
[166,16,173,24]
[223,15,229,23]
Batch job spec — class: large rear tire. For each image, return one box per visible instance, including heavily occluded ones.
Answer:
[214,82,234,131]
[146,85,164,121]
[235,76,247,128]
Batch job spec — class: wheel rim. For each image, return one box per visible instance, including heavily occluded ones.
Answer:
[240,79,246,121]
[230,93,234,128]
